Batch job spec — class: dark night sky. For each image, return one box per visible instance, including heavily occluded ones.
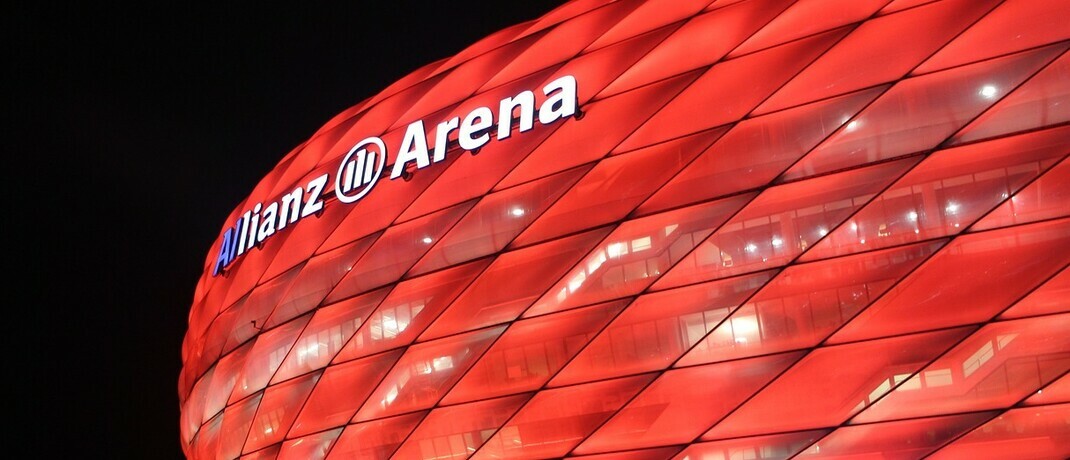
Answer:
[12,2,562,457]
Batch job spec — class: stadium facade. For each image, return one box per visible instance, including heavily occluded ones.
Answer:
[180,0,1070,458]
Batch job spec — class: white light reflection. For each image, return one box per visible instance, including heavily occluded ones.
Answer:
[421,236,433,244]
[818,228,828,237]
[509,207,525,217]
[771,237,783,247]
[907,211,918,222]
[979,85,998,98]
[945,202,960,214]
[744,243,758,253]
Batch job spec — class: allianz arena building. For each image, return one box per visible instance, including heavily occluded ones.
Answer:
[179,0,1069,458]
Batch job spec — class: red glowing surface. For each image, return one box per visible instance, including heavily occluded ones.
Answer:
[181,1,1070,458]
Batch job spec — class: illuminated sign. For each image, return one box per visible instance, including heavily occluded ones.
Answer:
[213,75,579,276]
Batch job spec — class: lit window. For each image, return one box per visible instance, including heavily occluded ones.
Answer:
[631,236,652,252]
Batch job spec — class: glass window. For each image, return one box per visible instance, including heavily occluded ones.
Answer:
[575,352,803,453]
[852,314,1070,423]
[780,45,1064,182]
[704,328,971,439]
[830,219,1070,343]
[554,271,773,385]
[444,300,625,404]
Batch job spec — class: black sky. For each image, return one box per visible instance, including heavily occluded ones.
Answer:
[12,2,562,457]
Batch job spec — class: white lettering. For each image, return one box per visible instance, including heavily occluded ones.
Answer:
[301,174,328,218]
[498,90,535,140]
[539,75,577,125]
[433,117,460,162]
[459,106,494,151]
[391,120,431,179]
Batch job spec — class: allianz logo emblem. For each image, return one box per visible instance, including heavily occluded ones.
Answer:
[335,136,387,204]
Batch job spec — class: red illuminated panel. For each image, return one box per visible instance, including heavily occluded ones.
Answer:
[1024,373,1070,406]
[479,0,637,90]
[518,0,616,40]
[393,114,560,222]
[654,159,917,291]
[269,288,389,384]
[325,412,425,460]
[574,352,803,454]
[703,328,971,440]
[638,86,884,215]
[257,192,352,283]
[181,2,1070,458]
[352,326,505,422]
[220,265,304,354]
[829,219,1070,343]
[243,371,320,454]
[420,228,610,341]
[757,0,1001,114]
[1000,267,1069,320]
[389,394,531,460]
[552,271,773,386]
[390,35,539,128]
[277,428,340,460]
[331,260,490,364]
[914,0,1070,74]
[527,194,754,317]
[443,300,626,405]
[570,447,682,460]
[287,350,402,438]
[729,0,887,57]
[672,430,828,460]
[513,128,726,246]
[191,412,223,460]
[550,24,678,105]
[473,374,655,459]
[853,313,1070,423]
[779,44,1065,182]
[497,71,699,190]
[615,28,847,152]
[795,412,995,459]
[182,366,215,445]
[599,0,794,97]
[217,394,261,460]
[971,158,1070,232]
[677,241,943,367]
[200,343,252,425]
[322,201,475,304]
[262,234,378,329]
[241,445,279,460]
[408,165,588,275]
[228,315,311,405]
[927,404,1070,460]
[585,0,707,51]
[951,53,1070,144]
[218,225,295,311]
[800,127,1069,261]
[316,152,462,254]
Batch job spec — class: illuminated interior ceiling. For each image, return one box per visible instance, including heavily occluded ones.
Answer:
[180,0,1070,458]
